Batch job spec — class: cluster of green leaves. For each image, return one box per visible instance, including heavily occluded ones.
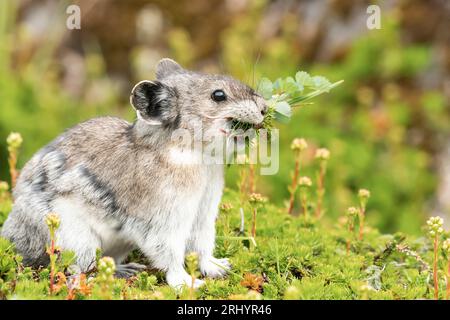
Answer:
[257,72,343,125]
[230,72,343,132]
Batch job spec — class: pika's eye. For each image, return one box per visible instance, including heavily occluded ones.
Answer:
[211,89,227,102]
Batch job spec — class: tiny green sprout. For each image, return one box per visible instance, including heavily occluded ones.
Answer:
[298,176,312,218]
[314,148,330,218]
[98,256,116,280]
[287,138,308,214]
[315,148,330,163]
[347,206,359,218]
[299,176,312,187]
[6,132,23,152]
[96,256,116,299]
[185,252,200,299]
[358,189,371,207]
[46,212,60,233]
[220,203,233,236]
[45,212,60,295]
[427,216,444,237]
[358,188,371,198]
[290,138,308,152]
[220,203,233,214]
[427,216,444,299]
[185,252,200,278]
[249,193,267,238]
[315,148,330,161]
[248,193,268,206]
[357,188,370,240]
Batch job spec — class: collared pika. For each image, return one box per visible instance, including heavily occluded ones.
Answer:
[1,58,267,288]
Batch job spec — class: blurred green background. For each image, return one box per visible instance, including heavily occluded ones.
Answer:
[0,0,449,234]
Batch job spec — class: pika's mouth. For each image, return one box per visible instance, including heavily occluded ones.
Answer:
[220,118,263,136]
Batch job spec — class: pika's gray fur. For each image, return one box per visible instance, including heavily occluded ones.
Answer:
[1,59,267,288]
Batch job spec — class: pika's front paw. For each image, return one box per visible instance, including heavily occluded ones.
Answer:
[166,271,205,289]
[201,257,231,279]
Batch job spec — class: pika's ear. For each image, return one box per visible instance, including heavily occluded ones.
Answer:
[156,58,183,80]
[130,80,179,125]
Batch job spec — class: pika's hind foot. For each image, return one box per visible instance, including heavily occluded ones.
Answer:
[115,262,147,278]
[201,257,231,279]
[166,270,205,289]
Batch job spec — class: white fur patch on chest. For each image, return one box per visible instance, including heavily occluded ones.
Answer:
[168,146,202,165]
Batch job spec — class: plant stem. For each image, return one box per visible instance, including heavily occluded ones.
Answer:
[248,163,255,194]
[287,152,301,215]
[288,80,344,105]
[300,189,308,218]
[251,208,257,238]
[49,238,55,295]
[315,161,326,218]
[359,207,365,241]
[8,150,18,189]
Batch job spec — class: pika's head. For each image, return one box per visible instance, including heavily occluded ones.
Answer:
[130,58,267,136]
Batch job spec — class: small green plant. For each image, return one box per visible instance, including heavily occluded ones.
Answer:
[426,216,444,300]
[220,203,233,236]
[185,252,200,300]
[6,132,23,188]
[298,176,312,218]
[133,271,157,291]
[236,154,250,219]
[45,212,60,295]
[314,148,330,218]
[95,256,116,299]
[358,189,371,240]
[287,138,308,215]
[345,207,358,255]
[248,193,267,239]
[0,237,22,296]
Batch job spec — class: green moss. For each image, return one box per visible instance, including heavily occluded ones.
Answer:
[1,188,447,300]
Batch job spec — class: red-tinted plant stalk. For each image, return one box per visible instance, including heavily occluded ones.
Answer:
[433,235,439,300]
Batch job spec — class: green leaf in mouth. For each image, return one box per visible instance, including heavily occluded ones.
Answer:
[230,71,343,135]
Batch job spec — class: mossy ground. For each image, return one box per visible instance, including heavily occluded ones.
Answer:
[0,188,447,300]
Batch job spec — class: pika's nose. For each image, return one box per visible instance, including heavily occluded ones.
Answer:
[261,104,268,116]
